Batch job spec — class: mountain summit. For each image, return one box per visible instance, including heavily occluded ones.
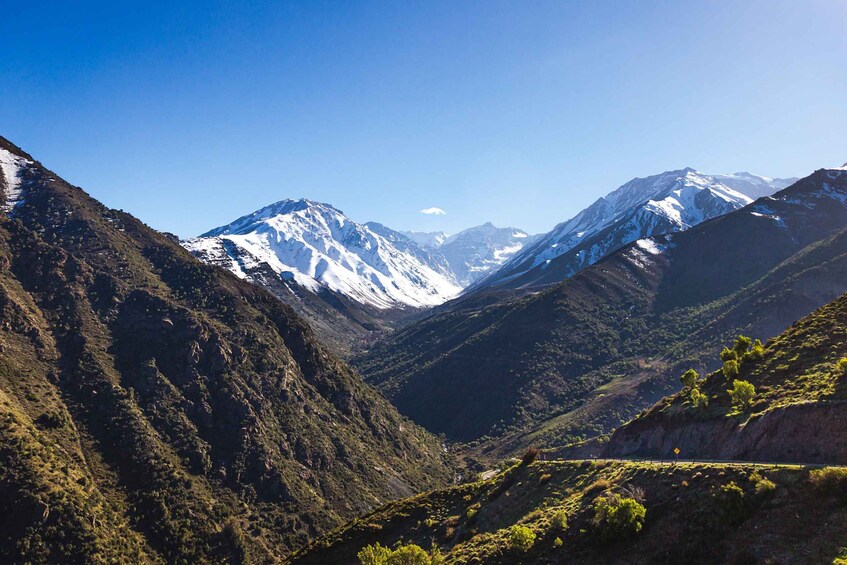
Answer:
[185,199,462,310]
[473,168,796,290]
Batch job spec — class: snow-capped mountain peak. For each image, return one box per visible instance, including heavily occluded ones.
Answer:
[474,168,794,290]
[185,199,462,309]
[438,223,536,286]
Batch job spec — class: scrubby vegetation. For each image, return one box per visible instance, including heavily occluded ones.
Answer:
[727,379,756,411]
[591,493,646,541]
[292,459,847,564]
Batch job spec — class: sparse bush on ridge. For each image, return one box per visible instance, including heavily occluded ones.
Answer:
[809,467,847,502]
[357,542,438,565]
[727,380,756,411]
[591,494,646,541]
[509,525,536,552]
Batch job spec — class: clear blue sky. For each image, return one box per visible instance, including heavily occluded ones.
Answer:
[1,1,845,237]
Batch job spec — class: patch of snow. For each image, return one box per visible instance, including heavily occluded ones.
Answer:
[635,238,664,255]
[0,147,32,212]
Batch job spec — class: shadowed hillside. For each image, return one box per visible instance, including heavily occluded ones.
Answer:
[356,169,847,458]
[0,136,453,563]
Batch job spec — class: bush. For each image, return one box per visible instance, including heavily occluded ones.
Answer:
[721,347,738,362]
[754,477,776,496]
[689,388,709,408]
[743,339,765,363]
[591,494,646,541]
[553,537,563,548]
[358,543,434,565]
[837,357,847,374]
[733,335,752,358]
[680,368,699,389]
[722,359,740,380]
[387,544,430,565]
[358,543,392,565]
[717,481,748,524]
[809,467,847,502]
[550,509,568,531]
[509,525,536,552]
[727,380,756,410]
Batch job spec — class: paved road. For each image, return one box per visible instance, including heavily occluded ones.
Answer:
[478,457,846,480]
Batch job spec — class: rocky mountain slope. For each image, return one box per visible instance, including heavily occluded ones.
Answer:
[356,168,847,456]
[0,136,454,563]
[474,168,795,291]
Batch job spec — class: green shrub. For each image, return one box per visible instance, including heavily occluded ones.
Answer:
[754,477,776,496]
[358,543,393,565]
[743,339,765,363]
[553,537,563,548]
[387,544,430,565]
[680,368,699,389]
[550,509,568,532]
[717,481,748,524]
[509,525,536,552]
[837,357,847,374]
[722,359,740,380]
[358,542,433,565]
[689,388,709,408]
[721,347,738,362]
[809,467,847,502]
[733,335,752,358]
[591,494,646,541]
[727,380,756,410]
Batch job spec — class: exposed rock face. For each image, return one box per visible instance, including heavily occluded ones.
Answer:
[606,401,847,463]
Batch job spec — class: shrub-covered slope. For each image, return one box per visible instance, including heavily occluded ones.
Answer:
[0,136,453,563]
[291,458,847,564]
[357,169,847,452]
[606,282,847,464]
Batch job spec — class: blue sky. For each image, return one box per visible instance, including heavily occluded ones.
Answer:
[1,1,845,237]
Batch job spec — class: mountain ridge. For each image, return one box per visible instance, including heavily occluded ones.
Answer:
[0,136,454,562]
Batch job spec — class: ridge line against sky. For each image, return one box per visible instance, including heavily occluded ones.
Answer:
[1,0,845,238]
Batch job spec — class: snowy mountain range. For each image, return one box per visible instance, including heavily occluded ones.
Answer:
[473,168,797,290]
[184,199,463,310]
[404,224,536,286]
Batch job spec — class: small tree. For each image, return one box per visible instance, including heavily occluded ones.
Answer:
[358,543,392,565]
[550,509,568,531]
[387,544,430,565]
[509,525,536,552]
[689,388,709,408]
[592,494,646,541]
[720,347,737,362]
[722,359,740,380]
[746,339,765,362]
[727,379,756,410]
[733,335,752,358]
[680,368,699,389]
[838,357,847,374]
